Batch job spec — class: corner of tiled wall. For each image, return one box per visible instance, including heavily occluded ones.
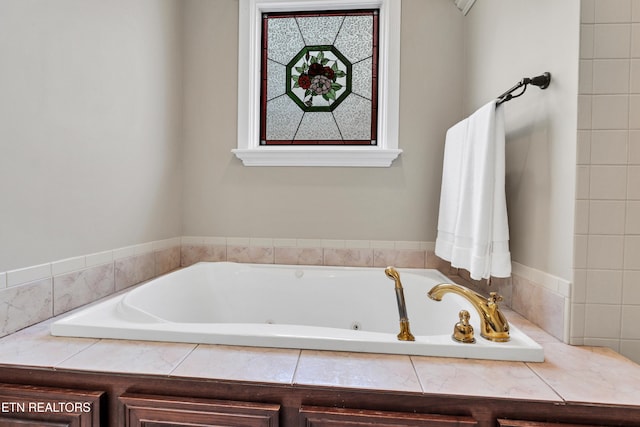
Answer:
[0,238,181,338]
[573,0,640,363]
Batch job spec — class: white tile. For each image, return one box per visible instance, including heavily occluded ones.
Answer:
[594,24,631,59]
[321,239,345,248]
[575,200,589,235]
[628,166,640,198]
[250,237,273,247]
[344,240,371,249]
[595,0,631,23]
[181,236,206,245]
[203,236,227,245]
[579,60,593,95]
[576,166,590,199]
[592,95,629,129]
[577,130,591,164]
[578,95,592,130]
[85,250,113,267]
[592,60,630,94]
[633,23,640,57]
[623,270,640,304]
[51,256,86,276]
[586,269,623,304]
[589,166,627,199]
[587,235,624,269]
[584,304,622,338]
[589,200,626,234]
[296,238,322,248]
[620,339,640,364]
[582,0,595,23]
[112,245,136,260]
[580,24,594,59]
[590,130,628,164]
[273,238,297,248]
[573,269,588,303]
[6,263,51,287]
[629,95,640,128]
[227,237,251,246]
[371,240,395,249]
[622,306,640,339]
[624,236,640,269]
[630,131,640,163]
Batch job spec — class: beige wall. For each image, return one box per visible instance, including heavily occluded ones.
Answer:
[181,0,465,242]
[0,1,183,272]
[463,0,581,281]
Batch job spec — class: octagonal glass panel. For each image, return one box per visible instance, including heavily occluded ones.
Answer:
[260,9,379,145]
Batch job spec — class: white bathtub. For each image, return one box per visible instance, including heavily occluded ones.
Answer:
[51,262,544,362]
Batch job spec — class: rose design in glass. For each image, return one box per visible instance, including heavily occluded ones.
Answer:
[287,46,351,112]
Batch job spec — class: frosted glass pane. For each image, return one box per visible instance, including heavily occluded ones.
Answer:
[267,17,305,64]
[334,15,373,63]
[265,96,303,141]
[295,112,342,140]
[267,59,286,100]
[296,16,344,45]
[333,95,372,140]
[352,57,372,100]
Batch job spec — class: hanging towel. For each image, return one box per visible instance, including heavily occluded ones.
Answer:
[435,99,511,280]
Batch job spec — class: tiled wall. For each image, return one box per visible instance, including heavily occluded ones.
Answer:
[0,238,181,337]
[573,0,640,362]
[1,234,572,346]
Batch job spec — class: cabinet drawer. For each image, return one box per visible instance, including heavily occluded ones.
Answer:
[0,382,102,427]
[300,405,477,426]
[120,393,280,427]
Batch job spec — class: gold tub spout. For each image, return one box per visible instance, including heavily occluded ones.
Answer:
[427,283,510,342]
[384,267,415,341]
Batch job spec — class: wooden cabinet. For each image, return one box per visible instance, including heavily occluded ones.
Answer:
[498,420,604,427]
[300,406,478,426]
[0,382,103,427]
[120,393,280,427]
[1,366,639,427]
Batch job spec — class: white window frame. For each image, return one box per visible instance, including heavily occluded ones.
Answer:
[233,0,401,167]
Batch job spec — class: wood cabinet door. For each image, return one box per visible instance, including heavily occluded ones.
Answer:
[299,406,477,427]
[120,393,280,427]
[0,382,103,427]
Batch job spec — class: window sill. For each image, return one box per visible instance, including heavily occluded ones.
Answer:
[232,147,402,167]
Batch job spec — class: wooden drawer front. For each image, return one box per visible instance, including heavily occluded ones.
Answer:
[0,383,103,427]
[498,420,606,427]
[120,393,280,427]
[299,406,477,427]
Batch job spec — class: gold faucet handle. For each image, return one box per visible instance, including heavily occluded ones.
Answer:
[488,292,503,304]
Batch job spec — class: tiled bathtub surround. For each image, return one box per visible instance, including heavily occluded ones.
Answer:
[181,236,435,269]
[0,238,181,337]
[0,235,583,358]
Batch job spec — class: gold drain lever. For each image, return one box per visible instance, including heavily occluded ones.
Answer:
[384,267,415,342]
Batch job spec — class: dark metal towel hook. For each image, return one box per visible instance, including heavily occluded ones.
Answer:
[496,72,551,105]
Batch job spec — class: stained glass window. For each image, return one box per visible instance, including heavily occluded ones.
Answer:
[260,10,379,146]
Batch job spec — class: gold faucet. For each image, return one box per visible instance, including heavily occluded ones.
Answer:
[427,283,510,342]
[384,267,415,341]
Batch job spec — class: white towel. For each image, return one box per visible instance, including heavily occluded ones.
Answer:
[435,100,511,280]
